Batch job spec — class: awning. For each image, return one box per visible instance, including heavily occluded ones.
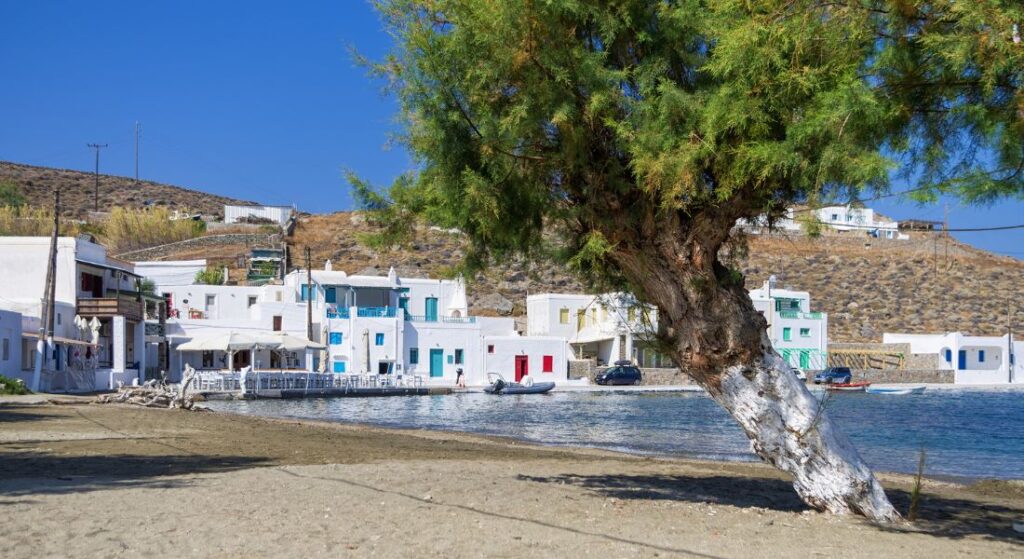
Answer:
[22,332,95,346]
[175,331,324,352]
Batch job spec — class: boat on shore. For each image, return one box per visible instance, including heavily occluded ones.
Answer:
[484,374,555,395]
[865,386,926,395]
[825,381,872,392]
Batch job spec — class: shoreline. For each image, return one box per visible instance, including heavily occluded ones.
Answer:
[1,397,1022,557]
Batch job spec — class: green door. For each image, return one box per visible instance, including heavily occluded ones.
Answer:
[799,351,810,369]
[425,297,438,322]
[429,349,444,377]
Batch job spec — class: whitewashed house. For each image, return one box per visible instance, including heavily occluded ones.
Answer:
[154,266,568,386]
[133,260,208,290]
[0,309,23,381]
[882,332,1023,385]
[529,279,829,372]
[223,204,293,225]
[816,205,905,239]
[748,278,829,371]
[0,236,149,391]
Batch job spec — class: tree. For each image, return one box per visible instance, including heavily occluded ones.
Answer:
[0,180,26,208]
[359,1,1023,521]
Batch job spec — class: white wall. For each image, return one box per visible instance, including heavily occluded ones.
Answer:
[0,309,23,379]
[134,260,206,289]
[884,332,1022,384]
[223,205,292,225]
[482,335,568,384]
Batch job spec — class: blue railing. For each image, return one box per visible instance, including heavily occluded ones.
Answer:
[356,307,398,318]
[326,308,350,319]
[407,315,476,324]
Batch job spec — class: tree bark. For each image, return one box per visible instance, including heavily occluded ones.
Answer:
[607,211,900,522]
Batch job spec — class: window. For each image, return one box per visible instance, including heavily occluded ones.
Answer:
[202,351,214,368]
[782,327,792,341]
[247,295,257,308]
[56,313,61,325]
[375,333,384,346]
[205,294,216,310]
[410,347,419,364]
[978,350,985,363]
[325,287,337,304]
[272,316,282,331]
[2,338,8,361]
[830,213,838,221]
[558,308,569,324]
[447,354,454,364]
[300,284,317,301]
[799,328,810,337]
[454,349,464,365]
[542,355,553,372]
[945,349,952,363]
[329,332,343,345]
[333,360,346,373]
[487,344,494,354]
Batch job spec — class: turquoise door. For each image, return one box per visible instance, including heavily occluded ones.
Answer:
[429,349,444,377]
[425,297,438,322]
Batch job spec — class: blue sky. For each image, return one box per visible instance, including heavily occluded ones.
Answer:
[1,1,1021,258]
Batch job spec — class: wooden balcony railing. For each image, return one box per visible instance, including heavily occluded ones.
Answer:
[77,297,144,322]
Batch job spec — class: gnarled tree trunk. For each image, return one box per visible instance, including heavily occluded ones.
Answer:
[609,210,900,522]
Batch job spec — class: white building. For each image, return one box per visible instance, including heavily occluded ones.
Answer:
[741,205,908,240]
[223,204,294,225]
[748,279,829,370]
[154,266,569,386]
[0,236,151,391]
[0,309,23,380]
[883,332,1023,385]
[529,279,829,372]
[133,260,207,290]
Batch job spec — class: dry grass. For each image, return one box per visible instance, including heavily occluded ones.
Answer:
[102,207,205,252]
[0,206,79,237]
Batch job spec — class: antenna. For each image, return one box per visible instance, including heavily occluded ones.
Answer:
[86,143,108,212]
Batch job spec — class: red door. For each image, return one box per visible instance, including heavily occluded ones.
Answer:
[515,355,529,382]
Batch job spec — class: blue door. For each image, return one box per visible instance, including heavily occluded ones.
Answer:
[958,350,966,369]
[429,349,444,377]
[425,297,438,322]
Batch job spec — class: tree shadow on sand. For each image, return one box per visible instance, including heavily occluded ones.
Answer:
[0,404,60,424]
[0,452,272,498]
[517,473,1024,545]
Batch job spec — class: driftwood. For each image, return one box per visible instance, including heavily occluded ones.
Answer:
[96,366,199,410]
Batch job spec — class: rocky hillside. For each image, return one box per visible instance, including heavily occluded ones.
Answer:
[0,161,251,218]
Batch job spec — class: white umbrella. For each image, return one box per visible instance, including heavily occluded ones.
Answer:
[258,332,326,352]
[176,332,281,352]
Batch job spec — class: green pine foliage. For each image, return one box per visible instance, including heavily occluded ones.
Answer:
[359,1,1022,285]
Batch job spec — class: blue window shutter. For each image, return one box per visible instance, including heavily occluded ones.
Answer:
[375,333,384,346]
[325,287,336,303]
[329,332,342,345]
[978,350,985,363]
[945,349,952,362]
[410,348,419,364]
[333,360,346,373]
[447,354,454,364]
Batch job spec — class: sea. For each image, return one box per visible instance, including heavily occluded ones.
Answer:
[207,387,1024,480]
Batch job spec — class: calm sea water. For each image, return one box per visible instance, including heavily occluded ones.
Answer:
[207,388,1024,480]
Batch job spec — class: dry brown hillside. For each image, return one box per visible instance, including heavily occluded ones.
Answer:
[0,161,251,218]
[143,210,1023,342]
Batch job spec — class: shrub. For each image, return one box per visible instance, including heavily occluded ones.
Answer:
[0,206,79,237]
[0,374,30,395]
[195,267,224,285]
[0,181,26,208]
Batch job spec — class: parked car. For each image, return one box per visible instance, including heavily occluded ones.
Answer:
[790,367,807,381]
[814,367,852,385]
[595,365,643,386]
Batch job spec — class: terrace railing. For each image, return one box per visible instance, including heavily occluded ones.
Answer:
[407,315,476,324]
[778,310,824,320]
[356,307,397,318]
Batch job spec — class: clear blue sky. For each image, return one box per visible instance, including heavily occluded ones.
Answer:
[1,1,1022,258]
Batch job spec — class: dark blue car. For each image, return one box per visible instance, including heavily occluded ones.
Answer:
[814,367,852,384]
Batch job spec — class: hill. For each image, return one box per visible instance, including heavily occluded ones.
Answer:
[287,213,1024,342]
[0,161,251,218]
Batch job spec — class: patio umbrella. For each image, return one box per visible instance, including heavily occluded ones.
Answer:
[176,332,282,352]
[258,332,326,351]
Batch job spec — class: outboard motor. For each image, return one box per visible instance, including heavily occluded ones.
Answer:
[490,378,506,393]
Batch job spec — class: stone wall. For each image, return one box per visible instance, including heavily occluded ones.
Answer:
[590,366,696,386]
[809,368,954,384]
[117,234,276,261]
[568,360,593,380]
[828,342,940,371]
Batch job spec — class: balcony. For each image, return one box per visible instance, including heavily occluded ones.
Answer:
[356,307,397,318]
[408,315,476,324]
[77,297,144,322]
[778,310,824,320]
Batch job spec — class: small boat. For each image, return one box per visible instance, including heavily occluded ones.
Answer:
[865,386,926,395]
[825,381,872,392]
[484,374,555,395]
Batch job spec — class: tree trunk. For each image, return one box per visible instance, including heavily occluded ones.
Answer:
[609,214,900,522]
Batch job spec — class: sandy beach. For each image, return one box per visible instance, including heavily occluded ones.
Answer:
[1,397,1021,558]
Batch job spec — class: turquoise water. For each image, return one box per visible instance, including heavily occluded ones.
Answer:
[208,388,1024,480]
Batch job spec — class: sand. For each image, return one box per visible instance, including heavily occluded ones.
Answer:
[0,397,1021,558]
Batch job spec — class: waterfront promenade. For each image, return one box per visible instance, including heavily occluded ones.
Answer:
[1,396,1021,558]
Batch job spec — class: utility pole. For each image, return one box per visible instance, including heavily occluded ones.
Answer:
[87,143,108,212]
[943,203,950,269]
[32,190,60,391]
[134,122,142,184]
[1009,299,1015,384]
[305,246,313,341]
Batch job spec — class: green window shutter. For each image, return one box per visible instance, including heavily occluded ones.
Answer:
[783,327,792,341]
